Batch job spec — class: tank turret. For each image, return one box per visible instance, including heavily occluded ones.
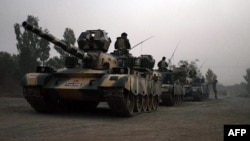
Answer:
[77,29,111,52]
[22,21,117,69]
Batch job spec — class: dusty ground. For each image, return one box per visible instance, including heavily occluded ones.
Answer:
[0,94,250,141]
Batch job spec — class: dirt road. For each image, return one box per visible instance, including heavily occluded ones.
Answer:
[0,95,250,141]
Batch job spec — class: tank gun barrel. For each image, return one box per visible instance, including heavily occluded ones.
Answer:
[22,21,89,60]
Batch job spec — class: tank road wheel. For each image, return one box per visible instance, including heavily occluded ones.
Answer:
[152,95,159,111]
[108,90,135,117]
[125,92,135,115]
[142,95,148,112]
[147,94,153,111]
[134,95,142,113]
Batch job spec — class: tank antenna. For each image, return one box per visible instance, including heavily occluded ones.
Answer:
[130,36,154,50]
[169,41,181,65]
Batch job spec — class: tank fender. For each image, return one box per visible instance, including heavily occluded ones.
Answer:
[99,74,130,89]
[21,73,51,86]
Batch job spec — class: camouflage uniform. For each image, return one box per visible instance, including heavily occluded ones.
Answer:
[115,32,131,55]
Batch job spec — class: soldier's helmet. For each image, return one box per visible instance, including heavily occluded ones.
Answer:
[121,32,128,37]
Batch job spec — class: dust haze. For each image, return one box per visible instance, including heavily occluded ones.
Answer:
[1,0,250,85]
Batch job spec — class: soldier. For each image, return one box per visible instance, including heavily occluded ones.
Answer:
[189,68,197,79]
[157,56,168,71]
[213,78,218,99]
[114,32,131,55]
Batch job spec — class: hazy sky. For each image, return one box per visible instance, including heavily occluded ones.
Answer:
[1,0,250,86]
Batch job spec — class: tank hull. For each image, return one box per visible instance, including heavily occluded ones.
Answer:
[184,83,209,101]
[99,68,162,116]
[21,67,162,117]
[160,83,185,106]
[159,71,185,106]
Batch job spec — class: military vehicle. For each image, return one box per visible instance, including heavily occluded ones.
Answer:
[184,77,209,101]
[21,21,161,117]
[159,67,186,106]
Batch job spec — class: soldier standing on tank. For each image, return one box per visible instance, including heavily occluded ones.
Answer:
[157,56,168,71]
[213,78,218,99]
[115,32,131,55]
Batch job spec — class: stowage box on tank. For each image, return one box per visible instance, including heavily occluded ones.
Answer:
[21,21,162,117]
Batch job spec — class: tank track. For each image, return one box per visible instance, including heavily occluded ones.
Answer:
[23,86,100,113]
[23,86,159,117]
[192,91,209,101]
[23,86,59,113]
[161,93,184,106]
[106,89,159,117]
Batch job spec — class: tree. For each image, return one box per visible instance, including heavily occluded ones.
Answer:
[47,56,64,69]
[38,30,50,66]
[205,68,217,83]
[52,28,76,68]
[0,52,20,95]
[177,59,201,78]
[243,68,250,94]
[63,28,76,45]
[0,51,18,79]
[14,15,50,74]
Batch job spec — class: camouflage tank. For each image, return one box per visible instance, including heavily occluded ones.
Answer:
[21,21,162,117]
[159,67,186,106]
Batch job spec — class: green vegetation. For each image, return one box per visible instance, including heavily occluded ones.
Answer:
[0,15,76,96]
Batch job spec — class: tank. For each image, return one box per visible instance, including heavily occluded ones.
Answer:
[159,67,186,106]
[184,77,209,101]
[21,21,162,117]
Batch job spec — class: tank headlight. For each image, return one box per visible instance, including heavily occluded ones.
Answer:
[135,58,140,66]
[41,67,45,72]
[120,68,125,73]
